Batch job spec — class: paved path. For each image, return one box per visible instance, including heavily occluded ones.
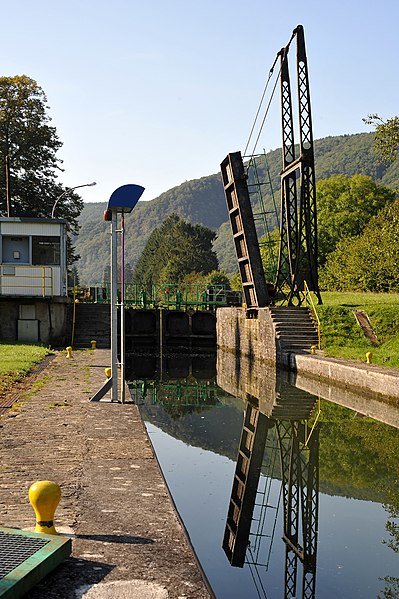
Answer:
[0,349,212,599]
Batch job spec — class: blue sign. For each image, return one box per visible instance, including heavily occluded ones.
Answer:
[107,184,145,213]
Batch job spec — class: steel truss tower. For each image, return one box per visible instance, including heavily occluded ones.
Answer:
[221,25,322,307]
[276,25,321,304]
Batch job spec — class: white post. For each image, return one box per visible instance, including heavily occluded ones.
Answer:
[111,211,118,401]
[120,213,126,404]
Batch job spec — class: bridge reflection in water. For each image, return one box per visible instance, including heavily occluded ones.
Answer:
[217,352,319,599]
[126,350,399,599]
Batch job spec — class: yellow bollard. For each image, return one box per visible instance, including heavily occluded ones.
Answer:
[310,345,317,354]
[366,351,372,364]
[91,340,97,349]
[104,367,112,379]
[28,480,61,535]
[66,346,72,359]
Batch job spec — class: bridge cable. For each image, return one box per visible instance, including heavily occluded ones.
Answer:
[243,29,297,158]
[243,54,280,157]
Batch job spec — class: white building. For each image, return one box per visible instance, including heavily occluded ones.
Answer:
[0,217,69,343]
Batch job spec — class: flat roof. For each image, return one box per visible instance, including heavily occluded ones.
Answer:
[0,217,67,224]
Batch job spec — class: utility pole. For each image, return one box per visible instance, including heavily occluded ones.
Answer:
[5,155,11,217]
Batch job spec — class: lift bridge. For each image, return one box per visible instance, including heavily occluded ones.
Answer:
[222,385,320,599]
[221,25,322,308]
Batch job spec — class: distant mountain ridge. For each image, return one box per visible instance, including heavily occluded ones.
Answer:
[75,132,399,284]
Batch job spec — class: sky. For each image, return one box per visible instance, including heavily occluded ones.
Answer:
[1,0,398,204]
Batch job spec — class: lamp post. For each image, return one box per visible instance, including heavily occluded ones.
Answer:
[51,182,97,218]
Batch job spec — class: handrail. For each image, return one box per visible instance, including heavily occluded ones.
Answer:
[0,265,53,297]
[303,280,321,350]
[304,398,321,446]
[75,282,242,310]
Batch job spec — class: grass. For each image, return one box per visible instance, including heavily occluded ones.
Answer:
[315,292,399,368]
[0,342,52,394]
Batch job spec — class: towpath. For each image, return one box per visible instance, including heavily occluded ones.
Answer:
[0,348,212,599]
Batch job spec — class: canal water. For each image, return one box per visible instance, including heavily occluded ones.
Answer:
[126,351,399,599]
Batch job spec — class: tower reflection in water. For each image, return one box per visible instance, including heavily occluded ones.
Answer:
[126,350,321,599]
[218,351,320,599]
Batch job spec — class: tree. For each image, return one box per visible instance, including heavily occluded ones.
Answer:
[320,199,399,292]
[0,75,83,261]
[364,114,399,163]
[133,214,218,288]
[316,174,395,265]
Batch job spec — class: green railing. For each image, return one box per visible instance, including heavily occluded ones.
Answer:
[70,283,242,311]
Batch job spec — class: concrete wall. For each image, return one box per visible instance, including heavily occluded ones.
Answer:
[291,352,399,402]
[216,307,276,364]
[216,306,399,405]
[0,298,68,345]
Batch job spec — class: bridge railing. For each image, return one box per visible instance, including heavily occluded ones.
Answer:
[69,283,242,311]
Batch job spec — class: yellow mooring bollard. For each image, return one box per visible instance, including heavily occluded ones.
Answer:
[66,346,73,359]
[366,351,372,364]
[104,367,112,379]
[28,480,61,535]
[91,340,97,349]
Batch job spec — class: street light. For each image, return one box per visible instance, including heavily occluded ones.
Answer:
[51,182,97,218]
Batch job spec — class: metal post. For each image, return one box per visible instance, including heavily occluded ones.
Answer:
[111,211,118,401]
[120,213,125,404]
[5,155,11,217]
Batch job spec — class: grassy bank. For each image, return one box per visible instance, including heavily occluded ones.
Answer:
[317,292,399,368]
[0,343,52,394]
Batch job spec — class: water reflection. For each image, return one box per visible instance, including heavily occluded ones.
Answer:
[126,350,399,599]
[219,353,320,599]
[126,352,223,412]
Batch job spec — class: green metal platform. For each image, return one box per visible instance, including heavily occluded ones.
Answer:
[0,526,71,598]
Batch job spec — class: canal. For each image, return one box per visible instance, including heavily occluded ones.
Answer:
[126,351,399,599]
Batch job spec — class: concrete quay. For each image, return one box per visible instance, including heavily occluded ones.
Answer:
[0,349,212,599]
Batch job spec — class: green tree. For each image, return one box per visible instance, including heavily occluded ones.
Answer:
[0,75,83,261]
[133,214,218,288]
[320,199,399,292]
[364,114,399,163]
[316,174,395,265]
[229,272,242,291]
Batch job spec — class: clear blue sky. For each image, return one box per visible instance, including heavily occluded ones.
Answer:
[1,0,398,203]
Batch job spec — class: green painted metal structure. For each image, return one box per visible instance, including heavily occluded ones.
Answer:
[0,527,71,598]
[73,283,242,311]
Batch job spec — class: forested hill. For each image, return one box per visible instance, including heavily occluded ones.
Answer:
[75,132,399,284]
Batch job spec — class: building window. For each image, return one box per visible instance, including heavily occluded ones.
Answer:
[32,236,60,266]
[2,236,29,263]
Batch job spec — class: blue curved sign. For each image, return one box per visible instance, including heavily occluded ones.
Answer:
[107,184,145,212]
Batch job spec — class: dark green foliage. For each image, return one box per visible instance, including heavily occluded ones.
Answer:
[320,200,399,292]
[133,214,218,288]
[0,75,83,226]
[316,174,395,265]
[364,114,399,164]
[0,75,83,263]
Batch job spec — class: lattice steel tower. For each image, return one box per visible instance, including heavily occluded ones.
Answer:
[276,25,321,304]
[221,25,322,306]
